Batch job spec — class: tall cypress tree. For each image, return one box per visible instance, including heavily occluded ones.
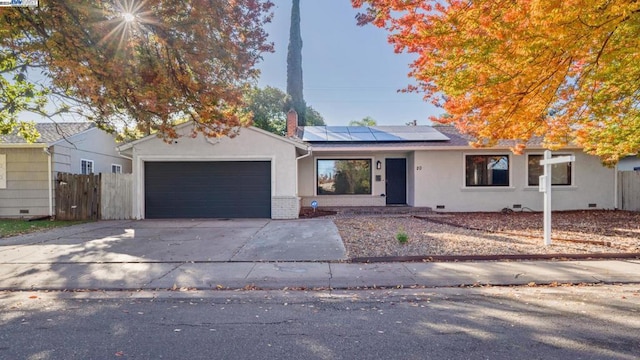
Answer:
[286,0,306,126]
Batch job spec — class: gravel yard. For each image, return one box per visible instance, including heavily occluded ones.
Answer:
[332,210,640,259]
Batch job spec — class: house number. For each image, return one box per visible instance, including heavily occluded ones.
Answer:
[416,166,423,171]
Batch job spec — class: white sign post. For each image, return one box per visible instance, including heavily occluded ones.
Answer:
[539,151,575,245]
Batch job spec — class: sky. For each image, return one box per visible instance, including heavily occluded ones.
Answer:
[256,0,443,126]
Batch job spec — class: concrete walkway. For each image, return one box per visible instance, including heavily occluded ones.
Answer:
[0,220,639,291]
[2,258,639,291]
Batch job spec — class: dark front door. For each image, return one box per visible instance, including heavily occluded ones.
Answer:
[385,158,407,205]
[144,161,271,219]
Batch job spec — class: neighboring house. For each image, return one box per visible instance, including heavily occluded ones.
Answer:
[617,156,640,171]
[120,111,617,220]
[0,123,132,218]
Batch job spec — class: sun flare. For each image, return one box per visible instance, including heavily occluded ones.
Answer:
[122,12,136,22]
[98,0,157,52]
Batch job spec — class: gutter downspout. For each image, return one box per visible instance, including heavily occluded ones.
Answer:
[295,146,313,212]
[43,147,53,218]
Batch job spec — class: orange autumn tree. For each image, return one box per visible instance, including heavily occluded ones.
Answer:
[352,0,640,165]
[1,0,274,141]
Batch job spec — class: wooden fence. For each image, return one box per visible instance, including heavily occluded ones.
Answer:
[100,173,133,220]
[619,171,640,211]
[55,173,101,220]
[55,172,133,220]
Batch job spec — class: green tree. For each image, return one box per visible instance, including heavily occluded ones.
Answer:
[305,106,326,126]
[286,0,306,126]
[1,0,274,142]
[244,86,324,135]
[349,116,377,126]
[245,86,287,135]
[0,53,41,141]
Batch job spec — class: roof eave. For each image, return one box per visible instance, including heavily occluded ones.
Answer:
[48,126,99,146]
[248,126,310,150]
[309,144,583,152]
[0,143,49,148]
[118,123,312,152]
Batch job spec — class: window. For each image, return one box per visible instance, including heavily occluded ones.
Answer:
[317,159,371,195]
[81,159,94,175]
[528,154,572,186]
[111,164,122,174]
[465,155,509,186]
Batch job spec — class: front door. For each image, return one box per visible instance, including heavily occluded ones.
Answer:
[385,158,407,205]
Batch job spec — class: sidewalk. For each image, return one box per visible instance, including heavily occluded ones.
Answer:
[2,259,639,291]
[1,219,638,291]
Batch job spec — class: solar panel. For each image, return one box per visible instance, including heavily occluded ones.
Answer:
[347,126,371,133]
[302,127,327,141]
[326,131,353,141]
[372,126,410,133]
[372,132,402,141]
[301,125,450,142]
[396,131,450,141]
[348,132,377,141]
[325,126,350,133]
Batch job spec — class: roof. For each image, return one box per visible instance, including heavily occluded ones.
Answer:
[117,122,310,152]
[300,125,450,142]
[0,122,95,145]
[303,124,559,151]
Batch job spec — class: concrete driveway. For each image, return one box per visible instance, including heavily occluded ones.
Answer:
[0,219,347,264]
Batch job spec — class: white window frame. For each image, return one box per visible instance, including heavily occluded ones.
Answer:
[463,153,512,188]
[111,164,122,174]
[81,159,94,175]
[526,153,574,187]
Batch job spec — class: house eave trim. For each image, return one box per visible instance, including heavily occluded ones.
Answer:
[49,126,99,146]
[0,143,49,148]
[117,122,310,151]
[308,145,584,152]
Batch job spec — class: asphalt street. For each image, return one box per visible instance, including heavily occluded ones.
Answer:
[1,285,639,359]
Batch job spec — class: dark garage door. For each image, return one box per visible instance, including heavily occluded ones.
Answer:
[144,161,271,219]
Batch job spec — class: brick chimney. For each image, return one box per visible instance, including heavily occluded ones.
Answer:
[286,109,298,137]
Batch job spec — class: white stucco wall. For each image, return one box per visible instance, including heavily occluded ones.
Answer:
[411,149,616,212]
[298,151,411,208]
[406,152,416,207]
[128,125,301,219]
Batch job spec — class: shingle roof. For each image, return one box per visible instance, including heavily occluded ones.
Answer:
[0,122,95,144]
[430,125,472,146]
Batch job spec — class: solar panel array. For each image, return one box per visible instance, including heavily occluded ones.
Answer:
[301,126,450,142]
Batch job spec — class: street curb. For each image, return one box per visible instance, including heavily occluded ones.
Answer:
[351,253,640,263]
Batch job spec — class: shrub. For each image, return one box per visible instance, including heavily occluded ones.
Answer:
[396,231,409,244]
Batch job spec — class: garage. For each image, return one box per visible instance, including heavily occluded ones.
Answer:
[144,161,271,219]
[119,123,306,220]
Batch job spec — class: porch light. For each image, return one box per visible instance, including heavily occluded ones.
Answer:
[376,160,382,170]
